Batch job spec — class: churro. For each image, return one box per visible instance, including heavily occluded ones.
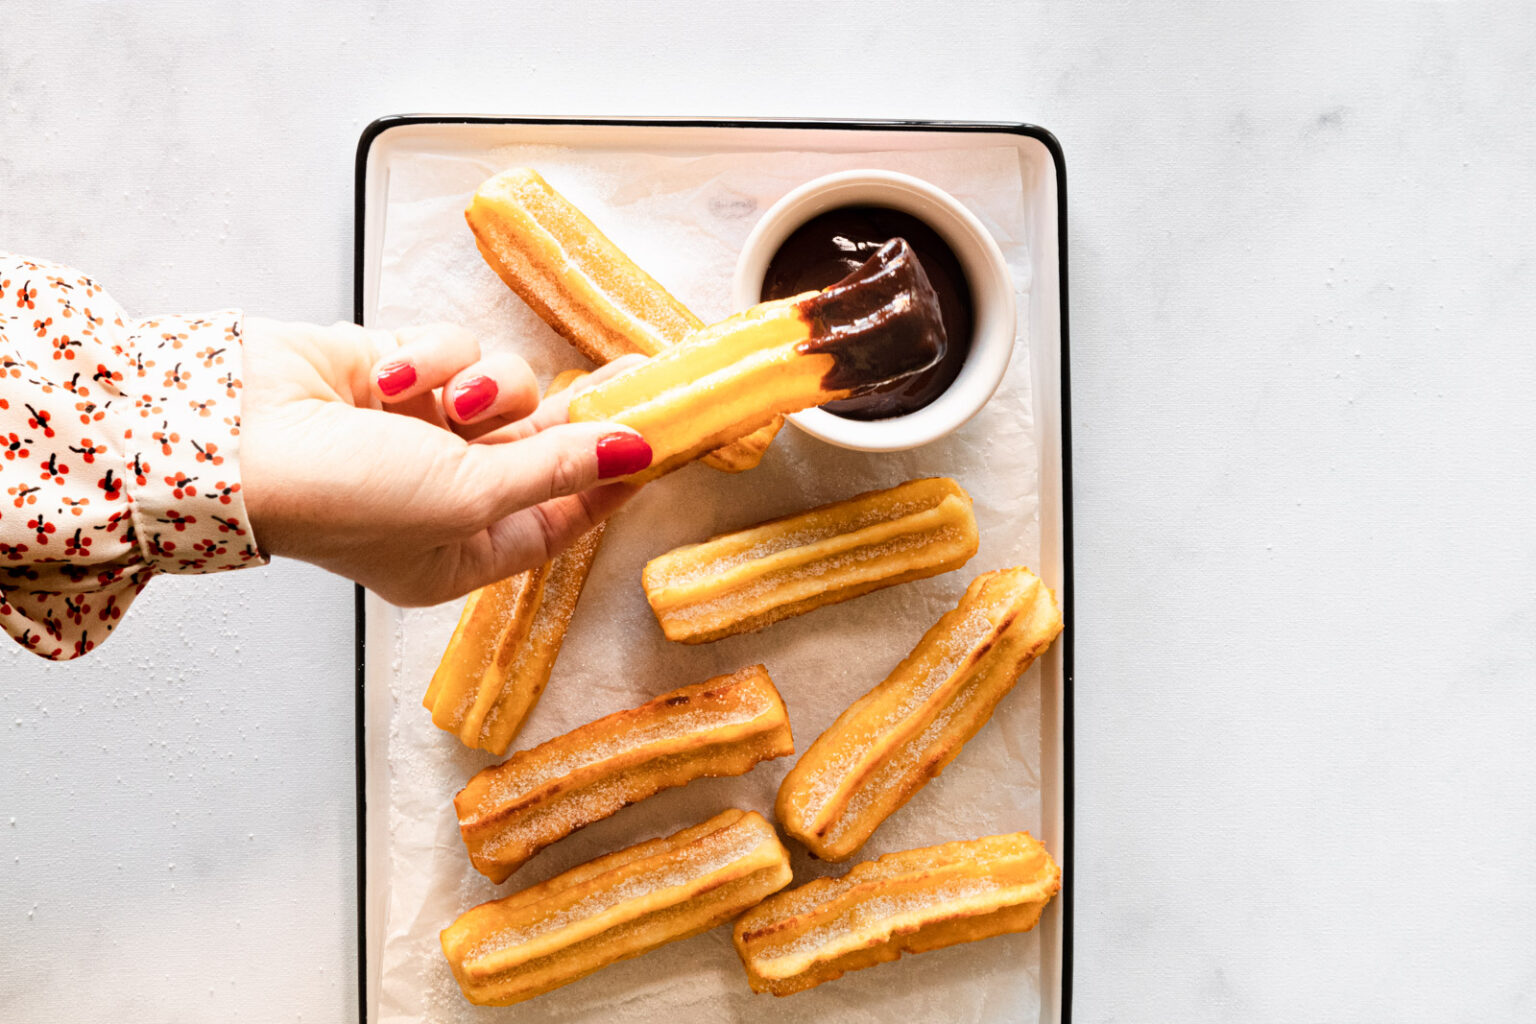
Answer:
[456,665,794,883]
[423,370,603,755]
[443,809,792,1007]
[732,831,1060,996]
[567,238,946,483]
[777,566,1062,861]
[466,166,776,471]
[643,477,979,644]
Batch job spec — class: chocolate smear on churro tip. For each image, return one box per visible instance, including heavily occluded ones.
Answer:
[795,238,948,396]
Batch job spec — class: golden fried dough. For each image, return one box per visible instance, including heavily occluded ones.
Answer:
[733,831,1060,996]
[643,477,979,644]
[465,166,777,471]
[423,370,604,755]
[456,665,794,883]
[444,809,792,1006]
[566,238,945,483]
[777,566,1062,861]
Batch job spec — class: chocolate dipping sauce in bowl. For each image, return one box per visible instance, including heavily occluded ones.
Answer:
[733,170,1015,452]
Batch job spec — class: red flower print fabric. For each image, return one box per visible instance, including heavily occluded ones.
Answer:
[0,254,266,659]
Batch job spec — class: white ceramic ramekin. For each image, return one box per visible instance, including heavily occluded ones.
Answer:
[732,169,1015,452]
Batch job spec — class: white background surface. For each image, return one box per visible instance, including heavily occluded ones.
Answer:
[2,2,1533,1021]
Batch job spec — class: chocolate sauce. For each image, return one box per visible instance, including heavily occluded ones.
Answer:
[793,239,945,398]
[764,206,972,419]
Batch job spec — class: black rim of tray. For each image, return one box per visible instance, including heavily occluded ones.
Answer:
[351,114,1073,1024]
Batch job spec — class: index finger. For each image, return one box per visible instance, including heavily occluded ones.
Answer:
[470,354,647,446]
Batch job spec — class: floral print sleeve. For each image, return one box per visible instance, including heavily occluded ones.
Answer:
[0,254,266,659]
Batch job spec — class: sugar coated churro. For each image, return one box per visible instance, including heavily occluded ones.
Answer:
[642,477,979,644]
[456,665,794,883]
[566,238,946,483]
[422,370,604,756]
[732,831,1060,996]
[777,566,1062,861]
[444,809,793,1006]
[466,166,777,471]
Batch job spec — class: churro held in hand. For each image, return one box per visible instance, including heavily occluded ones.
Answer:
[423,371,604,756]
[456,665,793,883]
[444,809,792,1007]
[643,477,979,644]
[567,238,946,483]
[466,166,777,471]
[777,566,1062,861]
[733,831,1060,996]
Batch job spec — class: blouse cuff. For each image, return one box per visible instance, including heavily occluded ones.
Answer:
[122,312,267,575]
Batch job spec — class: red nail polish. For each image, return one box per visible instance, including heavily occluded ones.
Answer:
[596,431,653,480]
[377,361,416,396]
[452,375,498,421]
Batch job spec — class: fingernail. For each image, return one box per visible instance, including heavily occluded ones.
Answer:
[452,375,497,420]
[377,361,416,396]
[596,431,653,479]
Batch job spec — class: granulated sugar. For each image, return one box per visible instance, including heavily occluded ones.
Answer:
[659,525,963,631]
[476,702,770,811]
[647,497,933,590]
[753,878,1001,965]
[464,822,771,968]
[797,607,994,818]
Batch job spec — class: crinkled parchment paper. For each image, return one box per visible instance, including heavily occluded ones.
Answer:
[369,139,1045,1024]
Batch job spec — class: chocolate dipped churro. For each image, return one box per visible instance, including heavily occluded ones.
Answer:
[423,370,603,756]
[566,238,946,483]
[456,665,794,883]
[777,566,1062,861]
[443,809,792,1007]
[642,477,979,644]
[466,166,776,471]
[732,830,1060,996]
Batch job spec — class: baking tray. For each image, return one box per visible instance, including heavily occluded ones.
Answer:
[352,115,1072,1023]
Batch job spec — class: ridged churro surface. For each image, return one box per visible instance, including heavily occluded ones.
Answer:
[465,166,777,471]
[422,370,604,755]
[443,809,793,1006]
[467,168,698,362]
[455,665,794,883]
[732,831,1060,996]
[777,566,1062,861]
[566,239,944,484]
[643,477,979,644]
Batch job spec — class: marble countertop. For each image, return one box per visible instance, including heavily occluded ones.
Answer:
[3,2,1533,1021]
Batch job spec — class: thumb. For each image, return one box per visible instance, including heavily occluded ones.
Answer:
[463,484,635,591]
[458,421,653,522]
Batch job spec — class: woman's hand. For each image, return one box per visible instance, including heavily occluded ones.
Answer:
[238,318,650,606]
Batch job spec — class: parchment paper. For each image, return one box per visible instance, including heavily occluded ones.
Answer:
[369,139,1045,1023]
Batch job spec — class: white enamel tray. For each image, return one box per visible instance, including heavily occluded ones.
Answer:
[354,116,1072,1024]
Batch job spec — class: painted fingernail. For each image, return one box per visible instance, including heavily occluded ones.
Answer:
[377,361,416,396]
[595,431,653,480]
[452,375,498,420]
